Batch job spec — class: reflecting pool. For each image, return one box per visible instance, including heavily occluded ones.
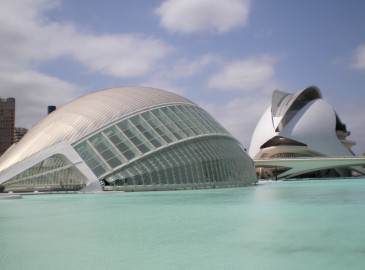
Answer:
[1,179,365,270]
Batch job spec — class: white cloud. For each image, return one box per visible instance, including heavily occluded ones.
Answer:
[0,0,172,128]
[0,0,171,77]
[169,54,221,77]
[350,44,365,70]
[150,54,221,81]
[140,54,221,96]
[155,0,250,33]
[207,56,279,92]
[73,34,172,78]
[0,69,82,128]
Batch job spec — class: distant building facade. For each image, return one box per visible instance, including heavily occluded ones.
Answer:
[249,86,365,179]
[0,98,15,156]
[47,105,56,114]
[14,127,28,143]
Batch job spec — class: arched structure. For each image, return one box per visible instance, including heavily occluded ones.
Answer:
[249,86,364,179]
[0,86,257,192]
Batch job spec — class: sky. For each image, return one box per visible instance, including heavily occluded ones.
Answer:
[1,0,365,154]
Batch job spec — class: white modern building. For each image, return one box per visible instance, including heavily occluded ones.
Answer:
[249,86,365,179]
[0,86,257,192]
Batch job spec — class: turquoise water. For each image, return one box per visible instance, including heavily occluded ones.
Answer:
[1,179,365,270]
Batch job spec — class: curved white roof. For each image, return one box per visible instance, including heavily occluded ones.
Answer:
[271,86,322,131]
[249,86,355,160]
[271,86,322,119]
[0,86,194,171]
[280,99,353,156]
[248,106,277,158]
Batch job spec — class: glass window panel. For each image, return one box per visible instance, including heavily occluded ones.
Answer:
[133,175,143,185]
[147,118,175,143]
[116,141,129,153]
[189,164,199,183]
[89,133,103,146]
[129,115,142,125]
[148,138,161,149]
[107,134,121,146]
[175,120,193,137]
[104,127,129,145]
[160,107,170,114]
[191,111,215,133]
[140,111,154,121]
[117,120,131,131]
[164,109,193,137]
[159,114,171,125]
[135,123,149,137]
[83,147,99,163]
[210,160,218,182]
[173,107,201,135]
[105,152,123,168]
[122,128,136,140]
[94,141,108,153]
[130,138,150,154]
[151,108,164,118]
[184,109,210,134]
[143,173,152,185]
[139,130,154,143]
[178,165,188,184]
[118,127,148,154]
[159,169,168,184]
[100,149,115,160]
[134,131,149,144]
[174,166,182,184]
[121,149,134,160]
[105,127,139,160]
[136,143,150,154]
[166,168,175,184]
[93,164,107,176]
[75,142,95,161]
[135,122,163,148]
[85,154,108,176]
[109,127,138,160]
[168,106,179,113]
[149,171,159,185]
[89,133,125,167]
[103,127,116,138]
[162,123,183,140]
[85,156,101,169]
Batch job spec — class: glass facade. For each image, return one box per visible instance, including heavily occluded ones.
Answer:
[3,154,87,192]
[270,152,316,158]
[108,137,255,189]
[73,104,256,190]
[0,87,257,193]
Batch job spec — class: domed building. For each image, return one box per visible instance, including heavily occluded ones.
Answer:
[0,86,257,192]
[249,86,365,179]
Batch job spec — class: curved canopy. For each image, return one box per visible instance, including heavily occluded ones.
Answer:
[0,86,194,171]
[271,86,322,131]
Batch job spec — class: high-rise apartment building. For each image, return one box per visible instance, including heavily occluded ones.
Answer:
[0,97,15,156]
[14,127,28,143]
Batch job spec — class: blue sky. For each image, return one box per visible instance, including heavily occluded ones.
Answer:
[1,0,365,154]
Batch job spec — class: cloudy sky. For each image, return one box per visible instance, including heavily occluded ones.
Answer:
[1,0,365,154]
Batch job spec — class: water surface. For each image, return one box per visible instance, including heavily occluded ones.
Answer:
[1,179,365,270]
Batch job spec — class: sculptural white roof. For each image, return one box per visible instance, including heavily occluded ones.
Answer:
[0,86,257,193]
[249,86,364,179]
[0,86,193,171]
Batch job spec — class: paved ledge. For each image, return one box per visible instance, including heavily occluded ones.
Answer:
[0,194,23,200]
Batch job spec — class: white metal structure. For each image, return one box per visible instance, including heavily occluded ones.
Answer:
[249,86,365,179]
[0,86,257,192]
